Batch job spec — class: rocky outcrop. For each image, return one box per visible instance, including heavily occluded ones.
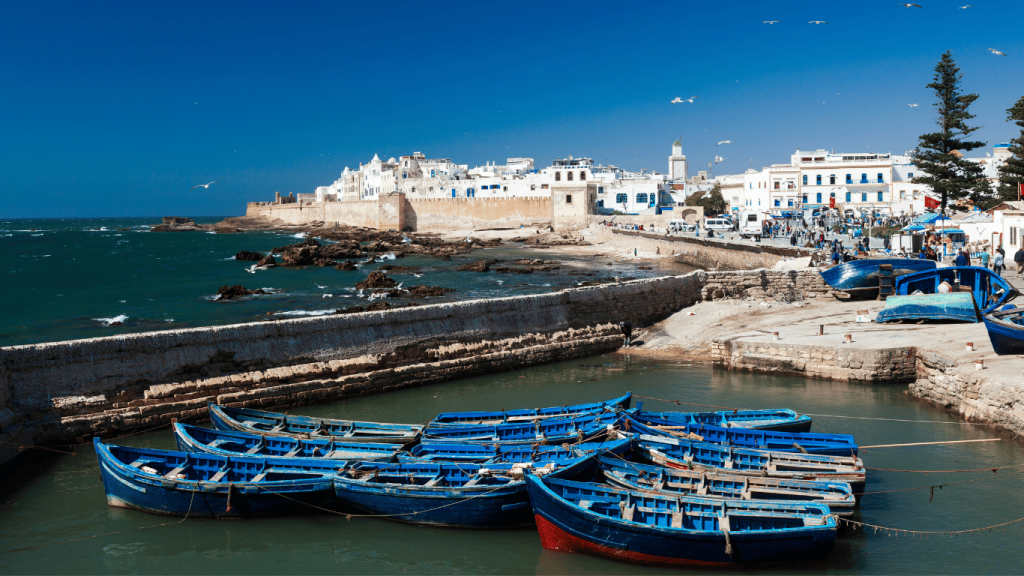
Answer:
[355,271,398,290]
[235,251,265,262]
[405,285,455,298]
[457,259,500,272]
[379,265,422,274]
[257,255,277,267]
[215,285,268,300]
[151,217,210,232]
[335,261,358,271]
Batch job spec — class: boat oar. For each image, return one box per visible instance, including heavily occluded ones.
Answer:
[860,439,1000,449]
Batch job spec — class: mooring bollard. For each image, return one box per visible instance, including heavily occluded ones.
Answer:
[819,325,824,336]
[976,359,984,370]
[966,342,974,352]
[844,334,852,344]
[773,331,780,340]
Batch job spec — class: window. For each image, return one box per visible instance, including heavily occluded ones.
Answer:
[430,170,435,177]
[597,199,604,208]
[542,184,549,189]
[598,186,604,194]
[580,171,586,181]
[566,194,572,204]
[451,189,457,198]
[774,199,781,207]
[908,172,914,179]
[846,174,852,184]
[567,171,573,181]
[899,190,905,199]
[877,173,884,183]
[411,187,416,193]
[816,192,822,203]
[636,193,648,204]
[402,173,407,179]
[616,193,627,204]
[803,175,808,185]
[503,186,507,192]
[555,172,561,181]
[774,182,780,190]
[816,175,822,185]
[530,184,536,190]
[803,194,808,203]
[878,191,884,201]
[830,175,836,185]
[845,192,851,202]
[861,193,867,202]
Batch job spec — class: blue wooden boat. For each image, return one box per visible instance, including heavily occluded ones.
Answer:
[401,436,633,463]
[208,403,422,444]
[173,423,403,460]
[984,305,1024,355]
[820,258,936,297]
[331,455,597,528]
[420,410,621,445]
[875,293,980,323]
[634,405,812,433]
[598,455,856,517]
[526,475,837,568]
[636,435,866,494]
[429,392,632,427]
[625,414,858,456]
[94,438,341,518]
[895,266,1015,314]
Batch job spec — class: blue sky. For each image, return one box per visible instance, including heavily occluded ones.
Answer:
[2,0,1022,218]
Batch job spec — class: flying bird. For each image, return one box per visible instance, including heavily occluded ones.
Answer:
[673,96,698,103]
[762,20,780,24]
[671,97,683,104]
[959,4,972,7]
[988,48,1007,56]
[808,20,827,24]
[189,181,220,190]
[897,3,922,7]
[313,282,328,289]
[907,103,919,107]
[717,140,733,146]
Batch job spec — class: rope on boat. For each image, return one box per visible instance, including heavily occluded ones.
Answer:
[251,482,510,519]
[805,413,998,426]
[839,515,1024,537]
[0,481,199,554]
[859,468,1024,496]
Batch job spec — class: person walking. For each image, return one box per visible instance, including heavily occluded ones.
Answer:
[993,248,1005,276]
[980,250,990,269]
[1015,247,1024,275]
[619,321,633,348]
[953,249,970,268]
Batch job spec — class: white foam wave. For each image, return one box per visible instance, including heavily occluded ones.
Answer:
[164,318,174,322]
[94,314,128,326]
[272,309,336,317]
[291,232,307,239]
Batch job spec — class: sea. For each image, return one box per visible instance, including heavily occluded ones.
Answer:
[0,217,694,348]
[0,359,1021,574]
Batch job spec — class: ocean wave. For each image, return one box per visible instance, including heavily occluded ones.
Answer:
[94,314,128,326]
[164,318,174,322]
[291,232,308,239]
[272,309,336,317]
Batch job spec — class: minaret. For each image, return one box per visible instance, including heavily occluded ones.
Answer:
[669,139,687,180]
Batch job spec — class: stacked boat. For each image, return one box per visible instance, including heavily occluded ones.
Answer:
[95,392,867,568]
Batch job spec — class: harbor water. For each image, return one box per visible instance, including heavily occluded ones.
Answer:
[1,358,1022,574]
[0,218,692,347]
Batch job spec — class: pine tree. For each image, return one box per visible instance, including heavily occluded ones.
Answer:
[996,95,1024,202]
[911,51,990,213]
[685,183,726,214]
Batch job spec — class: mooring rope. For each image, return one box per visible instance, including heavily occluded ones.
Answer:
[0,481,200,554]
[859,468,1024,496]
[864,463,1024,474]
[805,413,997,426]
[839,515,1024,537]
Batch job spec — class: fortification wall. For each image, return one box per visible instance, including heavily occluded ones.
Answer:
[325,201,381,229]
[405,197,551,231]
[245,202,326,225]
[589,226,814,271]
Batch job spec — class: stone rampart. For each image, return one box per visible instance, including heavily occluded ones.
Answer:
[910,352,1024,433]
[588,226,814,271]
[405,197,551,231]
[711,339,917,383]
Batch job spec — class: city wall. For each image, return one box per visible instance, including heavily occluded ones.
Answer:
[589,226,815,271]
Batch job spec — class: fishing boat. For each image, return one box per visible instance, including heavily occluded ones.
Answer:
[634,405,812,433]
[895,266,1015,314]
[636,435,866,494]
[173,423,403,460]
[625,414,858,456]
[983,305,1024,355]
[526,475,837,568]
[598,455,856,517]
[429,392,631,427]
[208,403,422,444]
[820,258,936,298]
[875,293,980,323]
[331,455,596,528]
[94,438,340,518]
[400,436,633,464]
[420,410,621,445]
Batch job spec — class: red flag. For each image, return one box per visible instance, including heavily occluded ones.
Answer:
[829,197,835,209]
[924,196,940,209]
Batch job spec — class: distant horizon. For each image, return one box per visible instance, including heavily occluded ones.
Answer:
[3,0,1022,218]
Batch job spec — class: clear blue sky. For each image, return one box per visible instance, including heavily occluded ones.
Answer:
[2,0,1022,218]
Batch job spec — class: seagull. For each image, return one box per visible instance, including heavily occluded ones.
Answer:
[413,273,423,278]
[189,181,220,190]
[357,288,365,298]
[717,140,733,146]
[907,103,919,107]
[988,48,1007,56]
[762,20,780,24]
[682,96,698,103]
[396,282,404,291]
[959,4,972,7]
[808,20,827,24]
[897,3,922,7]
[313,283,328,289]
[671,97,683,104]
[401,233,412,244]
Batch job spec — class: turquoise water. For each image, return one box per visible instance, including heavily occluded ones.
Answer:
[0,218,692,347]
[1,359,1021,574]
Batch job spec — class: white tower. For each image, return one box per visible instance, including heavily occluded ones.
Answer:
[669,139,687,180]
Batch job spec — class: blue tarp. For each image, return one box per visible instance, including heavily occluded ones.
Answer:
[902,225,925,232]
[913,213,952,224]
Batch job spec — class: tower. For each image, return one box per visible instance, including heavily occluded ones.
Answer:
[669,139,687,180]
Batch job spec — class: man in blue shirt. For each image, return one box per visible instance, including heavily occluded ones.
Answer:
[953,250,970,267]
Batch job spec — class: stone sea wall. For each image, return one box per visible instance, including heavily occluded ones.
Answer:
[711,340,918,383]
[910,352,1024,434]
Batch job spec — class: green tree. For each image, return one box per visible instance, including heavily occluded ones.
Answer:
[911,51,991,213]
[996,95,1024,202]
[685,183,726,214]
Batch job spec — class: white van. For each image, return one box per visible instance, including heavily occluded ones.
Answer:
[668,219,695,234]
[705,218,732,232]
[739,211,763,238]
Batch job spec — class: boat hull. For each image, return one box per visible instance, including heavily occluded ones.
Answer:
[875,293,980,323]
[429,392,631,427]
[626,415,857,456]
[896,266,1015,314]
[821,258,936,297]
[984,308,1024,355]
[208,403,422,444]
[636,408,812,433]
[174,423,402,460]
[527,477,836,568]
